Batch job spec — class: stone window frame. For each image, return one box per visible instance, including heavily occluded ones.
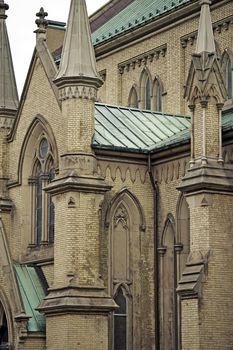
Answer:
[29,132,55,247]
[112,283,132,350]
[137,68,163,111]
[0,293,13,350]
[128,84,139,108]
[105,188,146,350]
[221,48,233,107]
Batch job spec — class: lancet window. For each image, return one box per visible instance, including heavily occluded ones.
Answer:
[0,305,9,350]
[221,49,233,102]
[128,86,139,108]
[139,69,163,111]
[113,287,128,350]
[31,134,55,246]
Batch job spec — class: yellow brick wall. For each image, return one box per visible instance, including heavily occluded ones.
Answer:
[46,314,108,350]
[96,2,233,115]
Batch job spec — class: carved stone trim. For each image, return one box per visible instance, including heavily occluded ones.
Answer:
[99,69,106,82]
[118,44,167,74]
[181,15,233,48]
[58,85,98,101]
[0,116,15,129]
[114,205,128,229]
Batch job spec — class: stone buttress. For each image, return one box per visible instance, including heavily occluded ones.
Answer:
[178,1,233,349]
[38,1,116,349]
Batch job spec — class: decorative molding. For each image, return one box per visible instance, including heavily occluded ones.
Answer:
[97,162,148,184]
[99,69,106,82]
[0,116,15,129]
[181,15,233,48]
[58,85,98,101]
[155,158,189,184]
[114,204,128,229]
[118,44,167,74]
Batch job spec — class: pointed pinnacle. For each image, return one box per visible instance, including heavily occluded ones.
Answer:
[195,0,215,54]
[0,0,9,20]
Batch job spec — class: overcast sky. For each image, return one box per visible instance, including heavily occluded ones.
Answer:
[6,0,108,96]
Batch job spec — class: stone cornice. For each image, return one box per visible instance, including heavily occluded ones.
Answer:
[58,85,98,101]
[178,161,233,195]
[44,173,112,195]
[54,76,103,101]
[118,44,167,74]
[181,14,233,48]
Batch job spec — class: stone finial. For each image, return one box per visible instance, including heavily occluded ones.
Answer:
[195,0,215,54]
[0,0,8,20]
[35,7,48,40]
[55,0,103,93]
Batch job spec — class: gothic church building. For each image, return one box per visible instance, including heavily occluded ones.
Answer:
[0,0,232,349]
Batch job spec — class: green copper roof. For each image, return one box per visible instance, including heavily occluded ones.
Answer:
[93,103,191,152]
[93,104,233,153]
[92,0,193,45]
[14,263,46,332]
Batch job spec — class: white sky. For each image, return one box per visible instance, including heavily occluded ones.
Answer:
[6,0,108,96]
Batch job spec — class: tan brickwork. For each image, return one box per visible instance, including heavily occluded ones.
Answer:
[0,1,231,349]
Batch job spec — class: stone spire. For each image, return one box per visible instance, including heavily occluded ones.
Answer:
[195,0,215,55]
[55,0,102,89]
[0,0,18,115]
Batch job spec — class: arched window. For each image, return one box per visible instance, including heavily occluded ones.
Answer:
[128,86,139,108]
[114,287,128,350]
[221,49,233,101]
[0,305,9,350]
[139,68,152,110]
[145,77,151,110]
[32,135,55,246]
[106,189,145,350]
[159,214,177,350]
[226,58,232,99]
[152,77,163,112]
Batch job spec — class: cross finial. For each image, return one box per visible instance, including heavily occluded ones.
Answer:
[35,7,48,33]
[0,0,9,20]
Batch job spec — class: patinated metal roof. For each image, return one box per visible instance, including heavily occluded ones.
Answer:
[14,263,46,332]
[93,103,191,152]
[93,104,233,153]
[92,0,193,45]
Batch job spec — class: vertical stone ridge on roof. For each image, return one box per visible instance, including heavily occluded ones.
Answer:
[195,0,215,54]
[0,0,18,112]
[55,0,100,82]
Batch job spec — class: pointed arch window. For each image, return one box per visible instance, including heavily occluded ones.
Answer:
[114,287,128,350]
[140,69,152,110]
[31,135,55,247]
[226,58,232,99]
[0,305,9,350]
[145,77,151,110]
[128,86,138,108]
[152,78,163,112]
[221,49,233,102]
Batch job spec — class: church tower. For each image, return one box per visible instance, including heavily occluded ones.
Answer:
[178,1,233,349]
[38,1,116,349]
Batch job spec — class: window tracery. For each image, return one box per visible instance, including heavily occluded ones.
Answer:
[31,134,55,246]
